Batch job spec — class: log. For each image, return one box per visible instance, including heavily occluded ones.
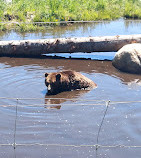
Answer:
[0,34,141,57]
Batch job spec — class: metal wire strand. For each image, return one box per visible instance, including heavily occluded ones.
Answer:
[0,143,141,148]
[0,19,141,24]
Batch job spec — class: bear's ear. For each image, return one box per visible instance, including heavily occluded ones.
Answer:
[56,74,61,81]
[45,73,48,77]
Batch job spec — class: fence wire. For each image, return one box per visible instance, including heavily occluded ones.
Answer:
[0,97,141,155]
[13,98,18,150]
[1,19,141,25]
[0,20,111,24]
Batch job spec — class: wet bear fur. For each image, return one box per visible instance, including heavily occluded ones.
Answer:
[45,70,97,95]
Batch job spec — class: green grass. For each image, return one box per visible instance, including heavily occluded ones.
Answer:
[1,0,141,32]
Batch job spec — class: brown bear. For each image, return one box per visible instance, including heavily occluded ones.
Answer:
[45,70,97,95]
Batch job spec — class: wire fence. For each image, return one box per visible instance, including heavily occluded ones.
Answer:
[0,97,141,157]
[0,21,111,24]
[1,19,141,25]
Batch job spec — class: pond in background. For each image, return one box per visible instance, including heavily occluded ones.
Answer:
[0,19,141,60]
[0,19,141,158]
[0,19,141,40]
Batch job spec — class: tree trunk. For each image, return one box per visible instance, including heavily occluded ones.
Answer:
[0,34,141,57]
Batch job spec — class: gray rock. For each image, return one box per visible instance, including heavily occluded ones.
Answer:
[112,43,141,74]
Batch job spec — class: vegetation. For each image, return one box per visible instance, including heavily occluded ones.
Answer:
[1,0,141,32]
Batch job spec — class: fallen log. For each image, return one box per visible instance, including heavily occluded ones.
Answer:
[0,34,141,57]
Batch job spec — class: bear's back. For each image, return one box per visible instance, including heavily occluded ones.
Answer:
[60,70,97,89]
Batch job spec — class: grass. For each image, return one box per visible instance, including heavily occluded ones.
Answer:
[1,0,141,32]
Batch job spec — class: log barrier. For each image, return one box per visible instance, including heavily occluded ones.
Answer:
[0,34,141,57]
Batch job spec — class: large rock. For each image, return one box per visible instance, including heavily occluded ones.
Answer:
[112,43,141,74]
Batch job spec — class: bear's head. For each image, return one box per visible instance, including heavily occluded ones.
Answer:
[45,72,70,95]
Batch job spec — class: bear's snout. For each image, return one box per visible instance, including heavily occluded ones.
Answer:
[47,84,53,95]
[47,84,51,91]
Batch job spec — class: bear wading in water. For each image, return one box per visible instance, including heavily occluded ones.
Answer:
[45,70,97,95]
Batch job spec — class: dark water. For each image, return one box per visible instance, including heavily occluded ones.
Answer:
[0,19,141,158]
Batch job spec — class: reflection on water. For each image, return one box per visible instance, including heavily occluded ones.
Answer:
[124,19,141,29]
[45,89,89,109]
[44,52,116,60]
[0,19,141,41]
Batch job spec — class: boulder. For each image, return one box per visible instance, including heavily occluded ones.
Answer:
[112,43,141,74]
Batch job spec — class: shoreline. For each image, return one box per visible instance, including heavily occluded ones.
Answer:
[0,0,141,32]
